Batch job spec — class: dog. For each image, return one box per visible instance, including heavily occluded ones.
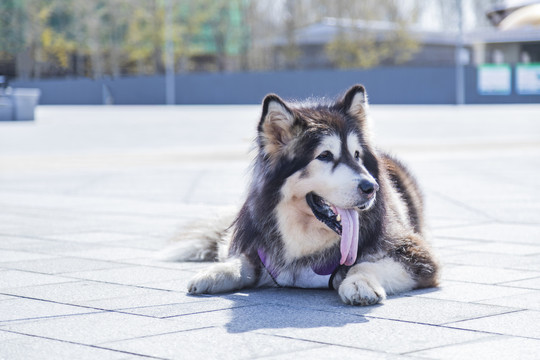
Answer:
[163,85,439,306]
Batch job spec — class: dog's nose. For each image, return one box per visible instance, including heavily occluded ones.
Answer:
[358,179,379,196]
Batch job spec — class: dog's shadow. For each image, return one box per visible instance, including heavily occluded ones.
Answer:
[216,287,377,334]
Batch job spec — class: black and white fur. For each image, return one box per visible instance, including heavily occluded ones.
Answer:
[162,85,439,306]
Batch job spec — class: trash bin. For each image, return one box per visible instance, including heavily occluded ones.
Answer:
[12,88,41,121]
[0,94,14,121]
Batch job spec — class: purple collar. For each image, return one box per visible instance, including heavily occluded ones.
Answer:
[257,248,340,288]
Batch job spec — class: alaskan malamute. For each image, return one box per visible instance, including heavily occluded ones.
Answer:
[165,85,439,305]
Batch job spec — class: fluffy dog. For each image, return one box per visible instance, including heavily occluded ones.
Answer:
[164,85,439,305]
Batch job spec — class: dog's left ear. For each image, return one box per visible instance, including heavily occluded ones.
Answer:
[258,94,296,158]
[342,85,374,142]
[343,84,369,117]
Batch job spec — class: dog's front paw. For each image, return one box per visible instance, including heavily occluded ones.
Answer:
[187,272,215,294]
[338,274,386,306]
[187,259,250,294]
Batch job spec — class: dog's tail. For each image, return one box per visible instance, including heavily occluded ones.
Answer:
[157,212,235,262]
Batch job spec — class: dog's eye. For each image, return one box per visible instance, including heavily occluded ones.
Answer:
[354,151,360,160]
[316,151,333,162]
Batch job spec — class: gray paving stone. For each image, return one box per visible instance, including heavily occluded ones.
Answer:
[0,311,199,345]
[431,237,483,249]
[420,161,537,202]
[476,290,540,311]
[105,233,171,250]
[446,310,540,339]
[139,277,192,292]
[0,237,104,256]
[120,297,253,318]
[127,258,211,271]
[79,290,193,310]
[441,264,537,285]
[404,282,531,303]
[443,252,540,271]
[262,345,416,360]
[430,249,466,260]
[410,335,540,360]
[0,250,54,263]
[65,265,189,287]
[0,257,129,275]
[0,270,74,290]
[501,276,540,290]
[0,333,148,359]
[422,194,492,223]
[62,246,154,261]
[43,231,145,244]
[166,304,490,354]
[177,302,367,333]
[0,236,51,252]
[219,288,515,326]
[361,296,515,325]
[0,189,199,219]
[3,280,162,305]
[428,218,486,230]
[434,223,540,245]
[220,287,342,310]
[0,329,20,341]
[103,326,323,360]
[0,294,14,301]
[0,297,95,323]
[261,316,490,354]
[477,201,540,224]
[0,213,91,238]
[456,242,540,256]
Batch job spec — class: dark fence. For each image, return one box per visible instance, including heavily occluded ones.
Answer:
[10,66,540,105]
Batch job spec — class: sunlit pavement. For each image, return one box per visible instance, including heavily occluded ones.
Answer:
[1,104,539,359]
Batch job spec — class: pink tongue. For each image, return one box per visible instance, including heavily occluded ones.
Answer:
[335,207,359,266]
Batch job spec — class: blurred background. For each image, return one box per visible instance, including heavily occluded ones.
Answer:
[1,0,539,105]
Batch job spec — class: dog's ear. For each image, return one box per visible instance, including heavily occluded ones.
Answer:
[343,84,369,117]
[342,85,374,142]
[258,94,296,157]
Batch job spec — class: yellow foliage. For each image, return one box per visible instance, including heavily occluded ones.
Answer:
[41,28,52,48]
[38,6,51,23]
[325,27,421,69]
[41,27,76,68]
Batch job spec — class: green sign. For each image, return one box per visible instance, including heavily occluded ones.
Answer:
[477,64,512,95]
[516,63,540,95]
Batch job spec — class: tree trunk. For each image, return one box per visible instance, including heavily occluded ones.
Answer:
[87,15,104,78]
[15,47,33,79]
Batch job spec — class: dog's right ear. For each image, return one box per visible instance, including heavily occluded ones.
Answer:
[258,94,296,158]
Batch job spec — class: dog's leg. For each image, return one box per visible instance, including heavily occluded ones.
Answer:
[188,254,258,294]
[338,257,416,306]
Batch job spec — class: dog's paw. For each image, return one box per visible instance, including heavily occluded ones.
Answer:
[338,274,386,306]
[187,260,247,294]
[187,272,216,294]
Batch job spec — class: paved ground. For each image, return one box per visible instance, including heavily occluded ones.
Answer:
[0,104,539,359]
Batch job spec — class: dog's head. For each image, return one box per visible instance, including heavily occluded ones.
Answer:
[257,85,380,236]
